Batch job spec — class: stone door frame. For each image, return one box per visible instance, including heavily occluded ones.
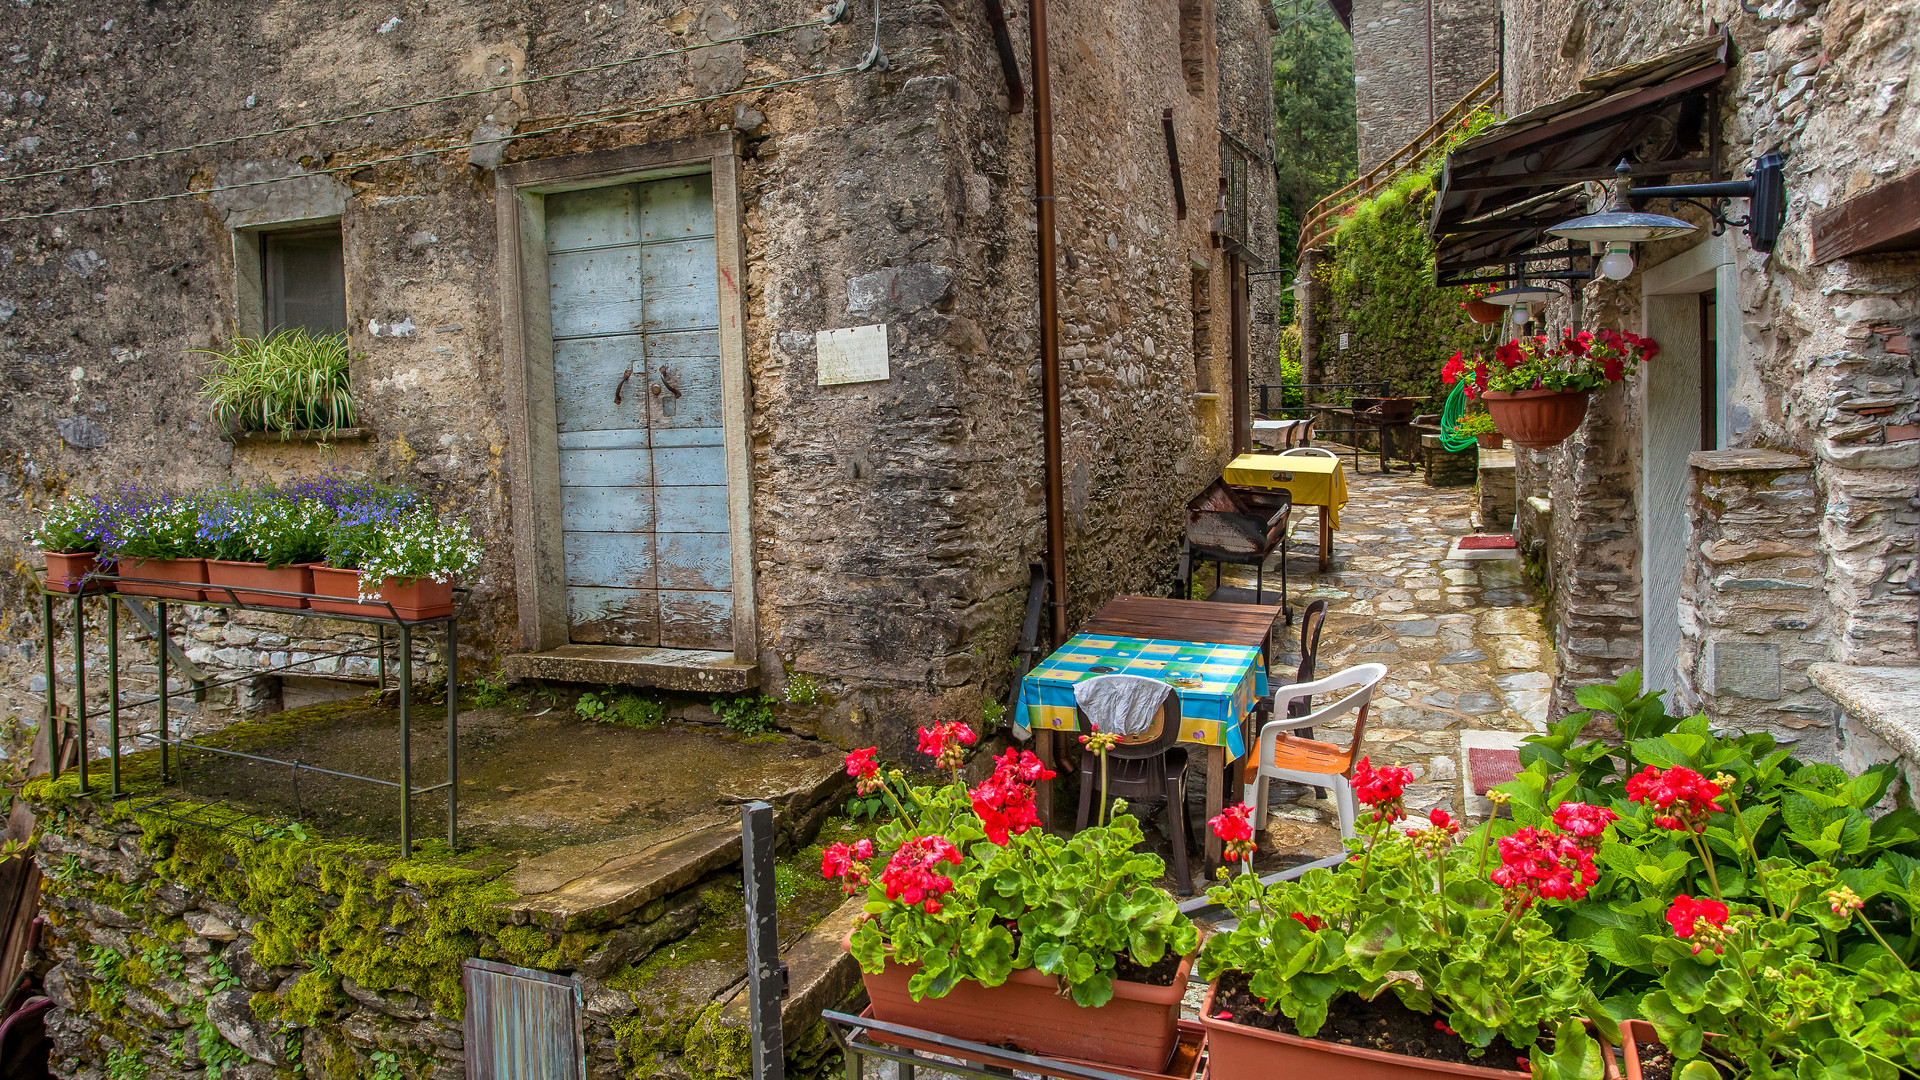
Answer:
[494,132,758,663]
[1639,233,1737,699]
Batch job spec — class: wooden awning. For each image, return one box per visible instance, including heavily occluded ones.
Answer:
[1428,32,1731,284]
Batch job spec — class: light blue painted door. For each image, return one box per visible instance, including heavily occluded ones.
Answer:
[548,175,732,649]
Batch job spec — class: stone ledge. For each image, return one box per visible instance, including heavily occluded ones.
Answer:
[504,644,760,692]
[223,427,371,445]
[1810,663,1920,761]
[1818,439,1920,470]
[1689,448,1811,472]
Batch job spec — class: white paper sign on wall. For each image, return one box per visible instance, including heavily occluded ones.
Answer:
[816,324,891,386]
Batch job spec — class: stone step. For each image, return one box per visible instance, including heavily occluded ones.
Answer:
[510,813,741,930]
[704,893,868,1051]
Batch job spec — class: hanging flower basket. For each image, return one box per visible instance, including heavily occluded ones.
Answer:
[1465,299,1505,325]
[1480,389,1592,450]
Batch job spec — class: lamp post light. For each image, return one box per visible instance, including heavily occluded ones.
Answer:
[1547,154,1788,275]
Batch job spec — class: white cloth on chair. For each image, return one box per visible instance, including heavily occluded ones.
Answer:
[1073,674,1174,737]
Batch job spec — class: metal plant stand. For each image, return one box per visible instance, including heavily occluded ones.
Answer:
[824,1010,1195,1080]
[39,572,462,857]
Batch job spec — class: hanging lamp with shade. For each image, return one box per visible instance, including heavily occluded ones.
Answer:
[1547,154,1788,279]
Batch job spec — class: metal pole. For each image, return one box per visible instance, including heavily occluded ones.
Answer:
[1029,0,1068,650]
[445,616,458,850]
[376,624,387,692]
[72,592,88,794]
[42,592,57,781]
[107,597,120,797]
[398,622,412,858]
[156,600,170,782]
[742,800,784,1080]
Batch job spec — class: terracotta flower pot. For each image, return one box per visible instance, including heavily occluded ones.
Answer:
[857,1006,1209,1080]
[373,577,455,621]
[205,560,314,609]
[43,552,111,595]
[1465,299,1505,325]
[1199,982,1529,1080]
[1617,1018,1704,1080]
[116,557,209,601]
[856,946,1195,1072]
[1474,431,1505,449]
[309,565,369,616]
[1479,388,1591,449]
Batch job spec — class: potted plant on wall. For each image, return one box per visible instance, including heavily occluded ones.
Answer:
[1444,330,1658,449]
[1451,411,1504,449]
[318,503,479,621]
[198,484,330,608]
[828,728,1201,1073]
[31,496,112,594]
[195,328,356,439]
[1196,759,1613,1079]
[105,488,212,600]
[1494,672,1920,1079]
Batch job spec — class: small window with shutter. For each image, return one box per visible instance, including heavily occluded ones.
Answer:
[262,226,347,335]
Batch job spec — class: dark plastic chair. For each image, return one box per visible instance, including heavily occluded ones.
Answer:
[1242,598,1331,798]
[1072,681,1191,896]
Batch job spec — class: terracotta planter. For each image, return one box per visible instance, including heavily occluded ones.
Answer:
[116,557,209,601]
[1465,299,1506,325]
[1618,1018,1703,1080]
[858,1006,1208,1080]
[373,576,455,621]
[309,565,369,616]
[857,947,1195,1072]
[43,552,111,595]
[1200,982,1529,1080]
[1474,431,1505,449]
[1480,388,1591,449]
[205,560,314,609]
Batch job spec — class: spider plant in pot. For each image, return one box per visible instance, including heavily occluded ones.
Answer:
[826,724,1201,1072]
[100,487,213,600]
[195,328,356,438]
[1197,759,1615,1080]
[30,495,113,594]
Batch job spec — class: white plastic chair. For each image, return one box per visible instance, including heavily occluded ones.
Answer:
[1281,446,1338,459]
[1242,662,1389,840]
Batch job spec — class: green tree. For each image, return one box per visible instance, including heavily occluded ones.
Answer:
[1272,0,1358,303]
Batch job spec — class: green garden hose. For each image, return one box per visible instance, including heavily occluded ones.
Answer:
[1438,380,1478,452]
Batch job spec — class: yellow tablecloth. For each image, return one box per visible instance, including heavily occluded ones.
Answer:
[1223,453,1349,529]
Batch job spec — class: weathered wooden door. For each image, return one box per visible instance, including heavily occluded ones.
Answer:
[547,175,732,649]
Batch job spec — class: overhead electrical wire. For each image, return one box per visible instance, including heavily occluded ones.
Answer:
[0,2,851,187]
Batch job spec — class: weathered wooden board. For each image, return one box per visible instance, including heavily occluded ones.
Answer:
[462,959,585,1080]
[548,174,730,647]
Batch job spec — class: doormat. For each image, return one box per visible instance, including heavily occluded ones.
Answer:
[1458,534,1517,550]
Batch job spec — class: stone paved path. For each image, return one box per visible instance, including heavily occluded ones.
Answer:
[1210,462,1557,854]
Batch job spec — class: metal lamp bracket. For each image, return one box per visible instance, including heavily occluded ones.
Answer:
[1632,150,1787,253]
[1662,196,1748,237]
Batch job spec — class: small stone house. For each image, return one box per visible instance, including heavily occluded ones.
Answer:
[0,0,1283,756]
[1428,1,1919,770]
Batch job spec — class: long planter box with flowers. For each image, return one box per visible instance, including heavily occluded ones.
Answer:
[824,728,1202,1074]
[31,478,477,619]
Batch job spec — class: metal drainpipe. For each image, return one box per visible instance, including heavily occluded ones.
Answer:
[1029,0,1068,648]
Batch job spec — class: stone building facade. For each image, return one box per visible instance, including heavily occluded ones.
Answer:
[1345,0,1499,170]
[1495,0,1920,761]
[0,0,1281,763]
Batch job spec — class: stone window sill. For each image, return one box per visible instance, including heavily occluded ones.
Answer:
[224,427,371,446]
[1810,662,1920,761]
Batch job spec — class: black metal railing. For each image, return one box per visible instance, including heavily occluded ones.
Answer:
[37,572,462,857]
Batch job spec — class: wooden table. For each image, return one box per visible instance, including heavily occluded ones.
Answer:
[1222,452,1349,571]
[1071,595,1286,873]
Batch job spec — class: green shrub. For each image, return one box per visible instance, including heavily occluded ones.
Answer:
[196,328,355,436]
[576,690,666,729]
[714,693,777,736]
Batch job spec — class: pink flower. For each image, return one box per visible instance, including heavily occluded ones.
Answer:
[1210,803,1257,863]
[820,840,874,894]
[917,721,978,772]
[845,748,884,796]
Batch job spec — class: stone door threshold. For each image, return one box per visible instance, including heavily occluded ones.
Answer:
[504,643,759,692]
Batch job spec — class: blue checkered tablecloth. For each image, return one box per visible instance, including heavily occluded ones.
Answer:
[1012,634,1265,758]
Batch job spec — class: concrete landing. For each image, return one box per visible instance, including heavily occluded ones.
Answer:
[504,644,760,692]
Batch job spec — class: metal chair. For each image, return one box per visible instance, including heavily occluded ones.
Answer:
[1181,479,1289,618]
[1072,675,1192,895]
[1243,663,1389,841]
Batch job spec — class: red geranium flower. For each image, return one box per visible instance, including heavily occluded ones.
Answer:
[1441,352,1468,386]
[1625,766,1723,832]
[1290,912,1325,931]
[879,835,963,912]
[1665,894,1731,953]
[1209,803,1257,863]
[820,838,877,893]
[1351,757,1415,822]
[1551,801,1619,842]
[917,721,978,771]
[845,747,883,795]
[1491,827,1598,908]
[1494,341,1523,369]
[969,748,1055,845]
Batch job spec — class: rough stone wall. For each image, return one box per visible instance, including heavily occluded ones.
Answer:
[0,0,1280,763]
[1350,0,1498,171]
[1499,0,1920,730]
[1678,451,1834,754]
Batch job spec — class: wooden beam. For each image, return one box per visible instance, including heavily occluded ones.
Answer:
[1453,61,1726,167]
[1811,169,1920,264]
[1444,157,1714,192]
